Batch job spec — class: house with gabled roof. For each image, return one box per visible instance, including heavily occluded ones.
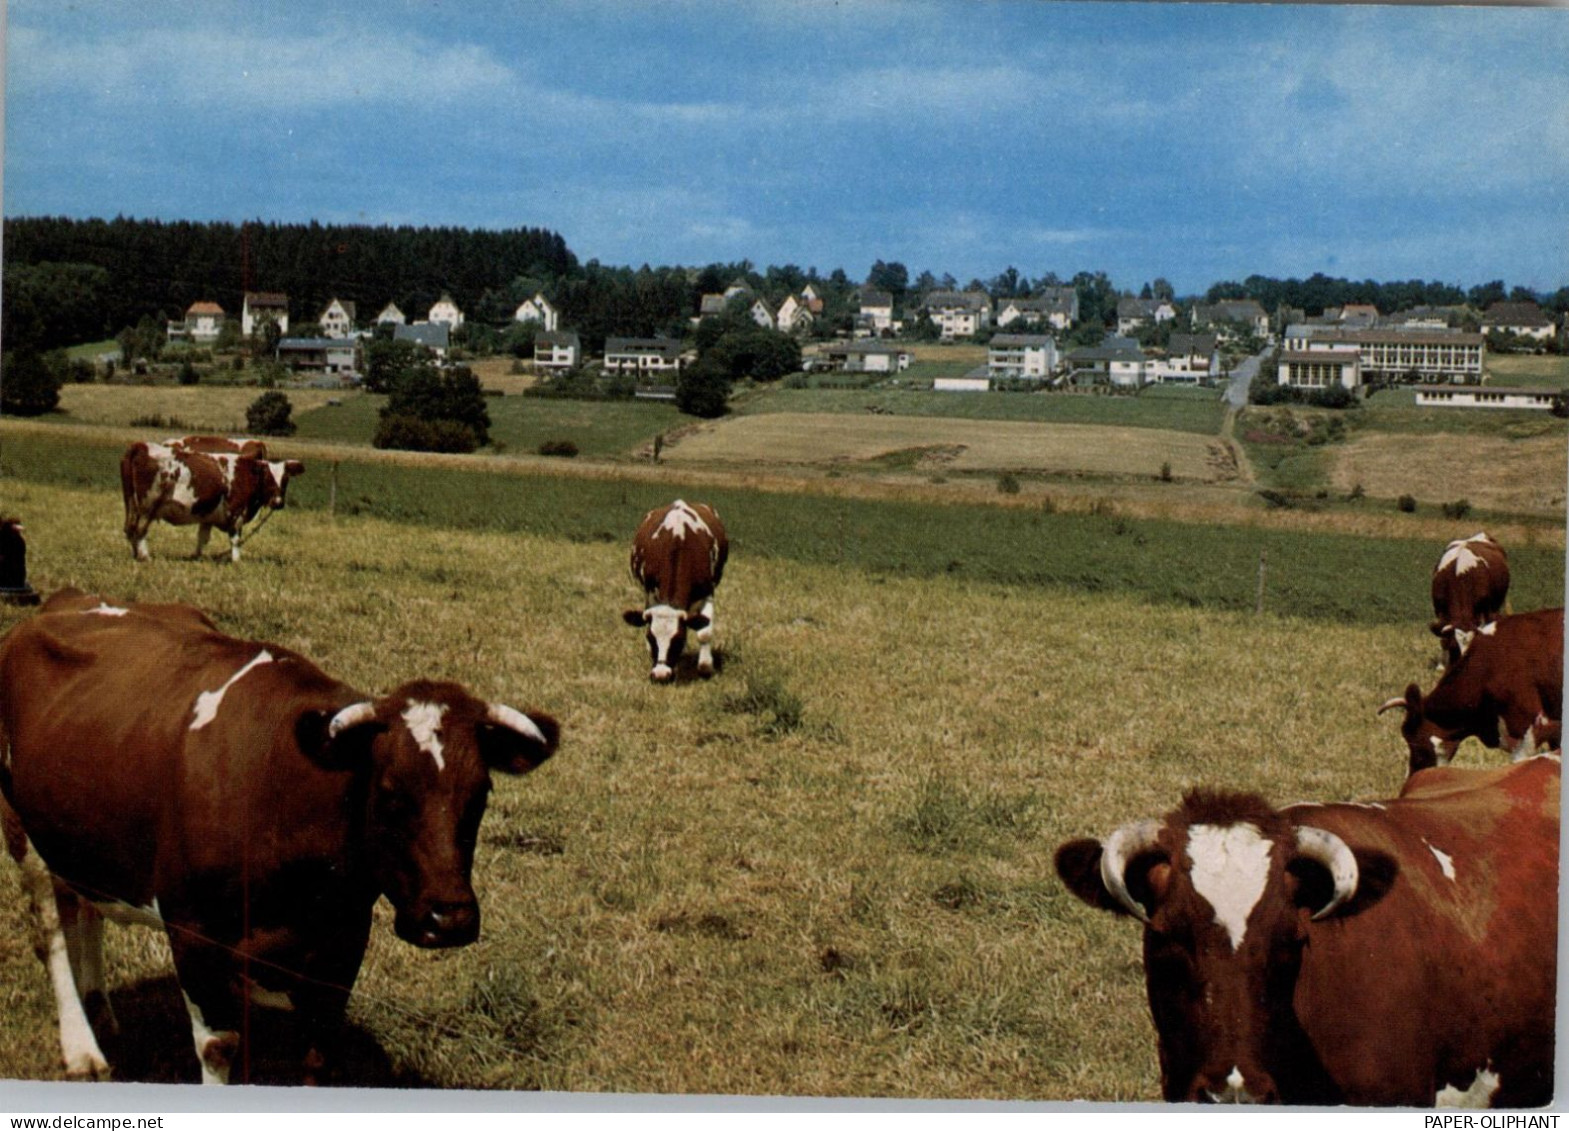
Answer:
[514,293,559,332]
[856,290,896,336]
[427,295,464,329]
[319,298,357,339]
[1065,335,1148,387]
[1192,299,1269,341]
[776,294,815,335]
[1483,301,1556,343]
[242,292,289,337]
[1150,333,1220,383]
[997,287,1079,331]
[1116,296,1178,336]
[394,321,451,360]
[604,337,685,377]
[819,341,912,374]
[987,334,1058,382]
[168,301,226,343]
[376,302,407,326]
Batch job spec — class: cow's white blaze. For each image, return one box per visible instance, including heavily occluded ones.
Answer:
[1426,841,1457,881]
[402,701,448,771]
[190,651,275,731]
[85,604,130,617]
[1435,1066,1501,1108]
[647,604,684,671]
[657,500,710,541]
[1438,534,1492,576]
[1206,1066,1256,1104]
[1478,623,1498,636]
[1185,823,1273,951]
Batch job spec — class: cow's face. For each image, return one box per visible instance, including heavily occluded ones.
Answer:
[261,459,306,509]
[315,683,558,948]
[1379,683,1463,775]
[1056,797,1363,1104]
[623,604,709,682]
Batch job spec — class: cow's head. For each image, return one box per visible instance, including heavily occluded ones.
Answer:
[1056,791,1379,1104]
[261,459,306,509]
[1378,683,1477,774]
[301,680,558,948]
[623,604,709,682]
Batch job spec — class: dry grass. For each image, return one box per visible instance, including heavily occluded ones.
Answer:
[55,384,345,431]
[657,412,1233,483]
[1330,432,1568,516]
[0,476,1484,1099]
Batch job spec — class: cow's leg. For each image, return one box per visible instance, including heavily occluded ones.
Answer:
[63,901,118,1035]
[192,524,212,561]
[696,598,717,677]
[181,989,241,1085]
[125,513,152,561]
[6,822,111,1079]
[227,527,243,564]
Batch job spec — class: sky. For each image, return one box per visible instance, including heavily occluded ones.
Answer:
[5,0,1568,296]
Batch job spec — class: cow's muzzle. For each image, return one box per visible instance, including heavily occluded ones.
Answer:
[1188,1067,1278,1105]
[398,900,480,949]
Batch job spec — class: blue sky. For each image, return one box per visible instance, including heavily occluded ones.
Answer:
[6,0,1568,295]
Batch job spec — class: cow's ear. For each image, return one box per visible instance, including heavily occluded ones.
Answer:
[623,608,649,628]
[285,460,305,476]
[1055,838,1166,918]
[296,702,384,768]
[685,613,710,632]
[479,705,559,775]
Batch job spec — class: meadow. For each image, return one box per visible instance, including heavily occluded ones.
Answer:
[0,409,1563,1098]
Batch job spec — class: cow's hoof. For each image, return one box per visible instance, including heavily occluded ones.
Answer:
[63,1054,111,1082]
[697,664,715,678]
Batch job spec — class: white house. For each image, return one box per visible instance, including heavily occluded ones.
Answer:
[513,293,559,332]
[318,298,357,339]
[1066,337,1148,387]
[1193,300,1269,340]
[934,376,992,393]
[1149,333,1220,384]
[604,337,684,377]
[746,297,775,330]
[277,337,361,377]
[1115,296,1178,336]
[376,302,407,326]
[820,342,911,373]
[1414,386,1561,411]
[394,321,451,361]
[856,290,895,336]
[242,292,289,337]
[987,334,1058,382]
[1277,349,1362,392]
[534,330,580,373]
[776,294,815,334]
[997,288,1078,330]
[168,301,225,343]
[1483,302,1556,343]
[923,291,992,339]
[427,295,464,329]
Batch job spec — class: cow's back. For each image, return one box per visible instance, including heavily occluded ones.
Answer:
[1289,757,1558,1103]
[1431,534,1510,632]
[0,595,350,908]
[630,500,728,609]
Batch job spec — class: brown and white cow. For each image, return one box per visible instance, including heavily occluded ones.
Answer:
[1430,532,1510,666]
[165,435,271,459]
[1380,606,1562,775]
[622,499,729,682]
[0,589,559,1084]
[1055,756,1558,1107]
[120,440,304,562]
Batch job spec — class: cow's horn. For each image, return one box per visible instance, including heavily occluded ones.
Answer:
[487,703,549,746]
[1377,696,1408,716]
[328,701,378,737]
[1294,826,1358,919]
[1099,819,1164,923]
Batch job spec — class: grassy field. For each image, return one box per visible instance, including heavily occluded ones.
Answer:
[1,461,1546,1098]
[739,386,1228,436]
[1487,353,1569,389]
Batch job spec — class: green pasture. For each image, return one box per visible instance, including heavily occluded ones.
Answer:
[4,429,1562,628]
[0,469,1516,1098]
[739,385,1228,437]
[1487,353,1569,389]
[1353,389,1567,439]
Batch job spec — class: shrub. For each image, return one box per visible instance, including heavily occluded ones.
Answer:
[383,364,491,444]
[1441,499,1472,520]
[177,360,200,386]
[1159,461,1173,482]
[675,356,733,418]
[246,391,297,437]
[372,414,478,453]
[996,472,1021,495]
[1348,482,1365,501]
[0,351,61,416]
[538,439,579,458]
[1397,494,1418,513]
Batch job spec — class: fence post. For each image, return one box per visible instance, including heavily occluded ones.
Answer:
[329,460,339,520]
[1256,549,1267,615]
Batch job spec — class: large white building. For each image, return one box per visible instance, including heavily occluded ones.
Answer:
[1282,324,1484,384]
[987,334,1057,382]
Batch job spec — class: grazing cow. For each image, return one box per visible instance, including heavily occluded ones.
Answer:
[1430,533,1510,665]
[1380,607,1562,774]
[1055,756,1558,1106]
[0,589,559,1084]
[623,499,728,682]
[0,517,40,604]
[120,441,304,562]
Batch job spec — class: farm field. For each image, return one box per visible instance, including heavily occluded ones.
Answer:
[2,457,1556,1098]
[658,411,1232,484]
[1486,353,1569,388]
[1330,431,1569,517]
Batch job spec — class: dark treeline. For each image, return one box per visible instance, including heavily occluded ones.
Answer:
[2,215,575,352]
[1204,272,1569,318]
